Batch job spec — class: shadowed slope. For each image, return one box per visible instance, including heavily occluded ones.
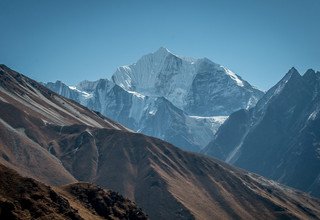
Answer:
[203,68,320,197]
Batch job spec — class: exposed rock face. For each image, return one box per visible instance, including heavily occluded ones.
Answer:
[203,68,320,197]
[46,48,263,151]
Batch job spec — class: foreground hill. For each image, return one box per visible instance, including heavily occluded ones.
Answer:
[1,64,320,219]
[203,68,320,197]
[0,164,147,220]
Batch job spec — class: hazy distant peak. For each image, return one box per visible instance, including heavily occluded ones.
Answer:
[303,68,318,80]
[304,68,316,75]
[278,67,301,85]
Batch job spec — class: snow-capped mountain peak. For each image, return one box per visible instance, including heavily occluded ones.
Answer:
[112,48,263,115]
[45,48,264,151]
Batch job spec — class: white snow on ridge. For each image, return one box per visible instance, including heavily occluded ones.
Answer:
[222,67,244,87]
[68,86,93,99]
[69,86,77,90]
[127,90,145,99]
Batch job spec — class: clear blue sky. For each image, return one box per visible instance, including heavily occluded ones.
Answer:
[0,0,319,90]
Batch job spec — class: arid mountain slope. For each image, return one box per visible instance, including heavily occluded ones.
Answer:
[0,64,125,185]
[1,64,320,219]
[57,129,320,220]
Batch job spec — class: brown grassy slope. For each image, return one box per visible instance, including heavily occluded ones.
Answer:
[0,164,148,220]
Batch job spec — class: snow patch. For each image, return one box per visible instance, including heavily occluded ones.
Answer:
[308,110,319,121]
[149,110,157,115]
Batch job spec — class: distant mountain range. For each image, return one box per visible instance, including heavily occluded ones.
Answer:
[2,64,320,219]
[203,67,320,197]
[46,47,263,151]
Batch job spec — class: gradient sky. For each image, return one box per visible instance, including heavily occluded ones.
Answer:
[0,0,319,91]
